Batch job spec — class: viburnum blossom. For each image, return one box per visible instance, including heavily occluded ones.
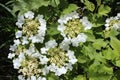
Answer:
[57,11,92,47]
[15,11,47,43]
[105,13,120,31]
[40,40,77,76]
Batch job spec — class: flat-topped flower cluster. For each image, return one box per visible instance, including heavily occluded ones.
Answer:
[8,11,93,80]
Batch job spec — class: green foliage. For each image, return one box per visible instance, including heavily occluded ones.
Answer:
[12,0,50,15]
[73,75,86,80]
[61,4,78,15]
[98,4,111,16]
[81,0,95,12]
[92,39,107,50]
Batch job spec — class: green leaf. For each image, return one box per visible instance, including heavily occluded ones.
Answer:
[12,0,50,15]
[62,4,78,15]
[110,37,120,55]
[49,0,60,7]
[47,73,59,80]
[81,0,95,12]
[92,39,107,50]
[102,47,116,60]
[47,23,60,36]
[73,75,86,80]
[98,4,111,16]
[115,60,120,67]
[89,60,113,74]
[96,0,101,6]
[77,55,89,63]
[104,29,119,38]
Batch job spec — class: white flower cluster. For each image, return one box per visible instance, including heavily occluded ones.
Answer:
[105,13,120,30]
[15,11,46,44]
[57,11,92,47]
[40,40,77,76]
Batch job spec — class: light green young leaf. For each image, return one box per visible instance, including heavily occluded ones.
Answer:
[47,23,60,36]
[110,37,120,55]
[115,60,120,67]
[98,4,111,16]
[92,39,107,50]
[73,75,86,80]
[81,0,95,12]
[62,4,78,15]
[102,47,115,60]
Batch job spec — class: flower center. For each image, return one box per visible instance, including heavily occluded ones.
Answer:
[64,19,84,38]
[19,57,41,77]
[23,19,40,37]
[47,47,68,67]
[110,19,120,26]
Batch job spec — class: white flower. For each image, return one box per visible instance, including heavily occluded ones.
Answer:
[18,75,25,80]
[9,44,17,51]
[18,52,25,62]
[105,14,120,30]
[45,40,57,49]
[15,31,22,38]
[40,47,48,54]
[80,17,92,30]
[55,67,67,76]
[38,77,46,80]
[57,25,66,33]
[22,36,29,45]
[8,53,15,59]
[24,11,34,19]
[42,66,49,75]
[66,50,77,64]
[14,39,21,46]
[16,15,24,28]
[65,63,73,70]
[13,58,21,69]
[117,13,120,18]
[25,45,35,56]
[71,33,87,47]
[60,37,71,50]
[30,76,36,80]
[39,56,49,64]
[48,63,57,72]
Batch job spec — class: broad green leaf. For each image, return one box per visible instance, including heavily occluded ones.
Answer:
[92,39,107,50]
[50,0,60,7]
[12,0,49,15]
[102,47,115,60]
[47,23,60,36]
[62,4,78,15]
[81,0,95,12]
[77,55,89,63]
[115,60,120,67]
[73,75,86,80]
[89,60,113,74]
[110,37,120,55]
[81,45,96,60]
[84,31,96,42]
[98,4,111,16]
